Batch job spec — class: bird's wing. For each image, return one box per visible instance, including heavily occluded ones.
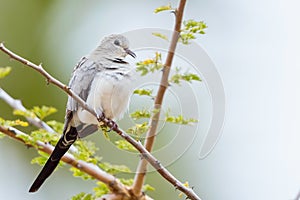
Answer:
[63,57,101,137]
[29,57,101,192]
[67,57,100,112]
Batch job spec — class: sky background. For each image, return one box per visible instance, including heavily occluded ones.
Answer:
[1,0,300,200]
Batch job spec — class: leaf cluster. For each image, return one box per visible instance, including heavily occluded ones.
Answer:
[180,19,207,44]
[136,52,163,76]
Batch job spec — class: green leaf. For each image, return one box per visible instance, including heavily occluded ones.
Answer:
[0,132,4,139]
[133,88,153,97]
[46,120,64,133]
[136,52,163,76]
[30,129,60,145]
[143,184,155,192]
[14,106,57,120]
[70,167,93,180]
[100,125,110,140]
[73,140,100,164]
[0,67,11,79]
[71,192,94,200]
[152,32,169,41]
[13,109,36,119]
[154,3,173,13]
[99,162,131,175]
[169,71,201,85]
[180,19,207,44]
[93,182,109,197]
[0,117,29,127]
[32,106,57,120]
[130,109,152,120]
[120,178,133,186]
[16,134,36,147]
[126,122,149,135]
[31,151,50,166]
[115,140,137,152]
[165,114,198,125]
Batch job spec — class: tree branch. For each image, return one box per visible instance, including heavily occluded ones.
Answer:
[0,88,53,132]
[0,125,132,199]
[132,0,188,196]
[0,40,201,199]
[0,87,77,153]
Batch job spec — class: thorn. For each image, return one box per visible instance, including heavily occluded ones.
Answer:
[170,10,177,16]
[175,186,178,191]
[0,42,4,48]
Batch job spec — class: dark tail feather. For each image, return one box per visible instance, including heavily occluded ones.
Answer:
[29,127,78,192]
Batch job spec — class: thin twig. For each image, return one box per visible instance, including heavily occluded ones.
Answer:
[0,88,78,153]
[132,0,188,196]
[0,88,53,132]
[0,34,201,199]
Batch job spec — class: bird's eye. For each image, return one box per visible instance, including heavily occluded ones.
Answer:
[114,40,120,46]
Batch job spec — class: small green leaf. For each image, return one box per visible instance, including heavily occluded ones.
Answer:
[0,67,11,79]
[154,3,173,13]
[136,52,163,76]
[133,88,153,97]
[169,67,201,85]
[16,134,36,147]
[30,129,60,145]
[180,19,207,44]
[93,181,109,197]
[169,71,201,85]
[115,140,137,152]
[13,109,36,119]
[126,122,149,135]
[70,167,93,180]
[152,32,169,41]
[71,192,94,200]
[143,184,155,192]
[165,114,198,125]
[31,151,50,166]
[100,125,110,140]
[120,178,134,186]
[130,109,152,120]
[99,162,131,175]
[73,140,100,164]
[46,120,64,133]
[0,117,29,127]
[32,106,57,120]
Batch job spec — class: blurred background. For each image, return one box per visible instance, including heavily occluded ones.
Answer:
[1,0,300,199]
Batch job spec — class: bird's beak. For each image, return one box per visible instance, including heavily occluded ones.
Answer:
[125,48,136,58]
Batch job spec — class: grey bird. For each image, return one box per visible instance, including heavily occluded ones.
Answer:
[29,34,136,192]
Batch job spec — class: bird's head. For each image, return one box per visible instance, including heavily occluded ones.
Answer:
[96,34,136,60]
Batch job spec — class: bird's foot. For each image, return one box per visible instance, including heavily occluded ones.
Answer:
[96,110,105,122]
[107,119,118,131]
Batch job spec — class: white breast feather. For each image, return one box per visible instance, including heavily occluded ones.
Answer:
[76,65,134,124]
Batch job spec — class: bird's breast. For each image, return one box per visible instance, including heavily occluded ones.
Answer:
[76,69,135,124]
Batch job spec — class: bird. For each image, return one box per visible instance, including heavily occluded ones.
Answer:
[29,34,136,192]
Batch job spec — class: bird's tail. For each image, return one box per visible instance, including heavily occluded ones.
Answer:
[29,126,78,192]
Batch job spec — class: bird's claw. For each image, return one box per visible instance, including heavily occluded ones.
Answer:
[96,111,105,122]
[107,119,118,131]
